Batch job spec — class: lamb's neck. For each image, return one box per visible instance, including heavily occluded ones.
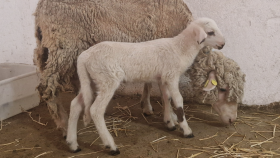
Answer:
[173,27,203,62]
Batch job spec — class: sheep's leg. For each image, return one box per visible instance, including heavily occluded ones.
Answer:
[47,97,69,138]
[57,102,69,138]
[90,82,120,155]
[66,93,84,152]
[166,81,194,138]
[158,82,178,130]
[140,83,154,116]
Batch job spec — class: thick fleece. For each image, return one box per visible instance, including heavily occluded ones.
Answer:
[34,0,192,120]
[181,46,246,104]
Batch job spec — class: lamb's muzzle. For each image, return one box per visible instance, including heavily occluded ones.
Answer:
[217,43,225,50]
[66,17,225,155]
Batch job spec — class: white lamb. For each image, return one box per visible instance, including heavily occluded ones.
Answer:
[66,17,225,155]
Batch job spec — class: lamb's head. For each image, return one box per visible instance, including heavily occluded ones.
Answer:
[192,18,225,50]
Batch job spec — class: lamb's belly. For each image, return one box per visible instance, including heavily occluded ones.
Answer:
[125,72,159,83]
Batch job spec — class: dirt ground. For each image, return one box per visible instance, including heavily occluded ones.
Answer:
[1,93,280,158]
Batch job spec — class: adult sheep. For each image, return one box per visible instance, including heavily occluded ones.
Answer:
[34,0,193,137]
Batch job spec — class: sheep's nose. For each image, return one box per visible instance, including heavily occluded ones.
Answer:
[229,117,237,124]
[217,43,225,50]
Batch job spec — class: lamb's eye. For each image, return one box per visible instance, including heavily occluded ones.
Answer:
[207,31,215,36]
[220,88,227,92]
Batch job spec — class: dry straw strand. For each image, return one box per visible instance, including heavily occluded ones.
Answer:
[188,152,204,158]
[4,147,41,152]
[199,132,218,141]
[34,151,53,158]
[0,139,20,147]
[176,149,180,158]
[251,137,274,147]
[67,150,104,158]
[150,136,167,144]
[141,113,150,124]
[222,132,237,144]
[90,136,100,146]
[21,106,48,126]
[273,124,276,137]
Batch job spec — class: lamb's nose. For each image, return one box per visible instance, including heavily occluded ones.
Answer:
[217,43,225,50]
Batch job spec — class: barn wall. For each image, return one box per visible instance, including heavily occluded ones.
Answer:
[185,0,280,105]
[0,0,279,105]
[0,0,38,64]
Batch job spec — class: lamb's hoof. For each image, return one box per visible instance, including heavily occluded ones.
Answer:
[168,126,176,131]
[184,133,195,138]
[73,148,81,153]
[63,136,67,139]
[110,149,120,156]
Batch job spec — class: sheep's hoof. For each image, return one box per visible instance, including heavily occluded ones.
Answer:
[110,149,120,156]
[73,148,81,153]
[184,133,194,138]
[168,126,177,131]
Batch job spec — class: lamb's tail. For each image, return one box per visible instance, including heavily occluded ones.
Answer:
[77,53,93,127]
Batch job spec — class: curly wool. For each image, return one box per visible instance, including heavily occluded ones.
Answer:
[181,46,246,104]
[34,0,192,116]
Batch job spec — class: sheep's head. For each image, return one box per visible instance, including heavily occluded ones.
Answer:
[204,72,238,125]
[192,18,225,50]
[186,46,245,125]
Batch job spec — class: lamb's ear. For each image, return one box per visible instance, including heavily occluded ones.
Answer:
[193,25,207,44]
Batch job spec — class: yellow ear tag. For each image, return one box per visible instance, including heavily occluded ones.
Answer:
[204,80,209,87]
[211,79,217,86]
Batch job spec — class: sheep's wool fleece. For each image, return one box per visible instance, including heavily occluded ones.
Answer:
[180,47,246,104]
[34,0,192,117]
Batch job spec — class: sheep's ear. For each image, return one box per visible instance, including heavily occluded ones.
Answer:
[194,26,207,45]
[203,71,217,91]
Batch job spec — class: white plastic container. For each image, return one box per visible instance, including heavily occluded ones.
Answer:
[0,63,40,120]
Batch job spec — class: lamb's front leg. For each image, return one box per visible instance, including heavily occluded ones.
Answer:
[158,82,178,131]
[166,80,194,138]
[140,83,154,115]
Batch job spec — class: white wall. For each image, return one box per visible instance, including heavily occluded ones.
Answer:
[185,0,280,105]
[0,0,38,64]
[0,0,279,105]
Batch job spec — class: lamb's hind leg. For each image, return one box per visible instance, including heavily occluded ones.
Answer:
[140,83,154,116]
[166,80,193,138]
[90,81,120,155]
[71,74,92,127]
[83,82,97,127]
[66,93,84,152]
[158,82,178,131]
